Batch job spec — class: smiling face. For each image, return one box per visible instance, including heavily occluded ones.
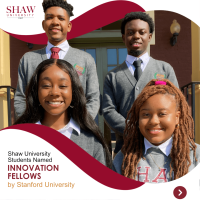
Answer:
[38,64,72,119]
[122,19,152,57]
[42,6,72,46]
[139,94,180,146]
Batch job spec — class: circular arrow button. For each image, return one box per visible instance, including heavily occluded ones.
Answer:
[173,186,187,199]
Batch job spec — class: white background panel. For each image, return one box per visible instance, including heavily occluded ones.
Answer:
[0,0,199,35]
[0,129,199,199]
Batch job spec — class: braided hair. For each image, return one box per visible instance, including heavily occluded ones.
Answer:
[121,79,197,180]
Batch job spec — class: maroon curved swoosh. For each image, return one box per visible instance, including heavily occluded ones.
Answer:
[3,1,145,44]
[2,124,144,190]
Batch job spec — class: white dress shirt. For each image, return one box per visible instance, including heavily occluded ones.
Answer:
[46,40,69,59]
[144,137,173,156]
[125,52,150,75]
[36,117,80,139]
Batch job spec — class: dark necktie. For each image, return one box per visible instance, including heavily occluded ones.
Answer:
[133,59,142,81]
[50,47,60,59]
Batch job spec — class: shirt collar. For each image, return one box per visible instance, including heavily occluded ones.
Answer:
[144,137,172,156]
[35,117,80,135]
[46,40,69,53]
[126,52,149,66]
[60,117,80,135]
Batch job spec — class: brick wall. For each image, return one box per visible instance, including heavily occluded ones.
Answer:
[151,11,192,88]
[10,36,45,123]
[9,11,192,123]
[10,36,45,88]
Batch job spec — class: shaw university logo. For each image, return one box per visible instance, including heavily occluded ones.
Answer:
[6,6,36,19]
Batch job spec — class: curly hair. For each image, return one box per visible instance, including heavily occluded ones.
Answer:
[121,79,197,180]
[42,0,74,17]
[121,12,154,34]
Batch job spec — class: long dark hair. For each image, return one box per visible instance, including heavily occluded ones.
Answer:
[14,59,111,168]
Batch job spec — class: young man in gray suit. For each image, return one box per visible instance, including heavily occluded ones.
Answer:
[102,12,179,156]
[14,0,99,119]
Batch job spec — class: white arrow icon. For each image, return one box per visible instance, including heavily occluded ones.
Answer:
[178,189,182,196]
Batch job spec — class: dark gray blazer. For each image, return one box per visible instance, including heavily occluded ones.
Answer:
[102,57,179,142]
[71,128,105,165]
[14,46,100,119]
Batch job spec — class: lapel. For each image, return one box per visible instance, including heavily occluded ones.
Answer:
[63,46,72,60]
[40,47,48,61]
[138,57,154,82]
[121,61,137,87]
[70,129,80,143]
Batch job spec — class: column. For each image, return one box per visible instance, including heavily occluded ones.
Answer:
[0,29,11,129]
[191,22,200,143]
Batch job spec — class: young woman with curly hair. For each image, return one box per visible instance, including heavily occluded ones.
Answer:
[113,79,200,183]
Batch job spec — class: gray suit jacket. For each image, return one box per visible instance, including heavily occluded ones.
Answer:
[71,128,105,165]
[14,46,100,119]
[102,57,179,142]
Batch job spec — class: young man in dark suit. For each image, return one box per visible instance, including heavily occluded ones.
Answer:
[102,12,179,156]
